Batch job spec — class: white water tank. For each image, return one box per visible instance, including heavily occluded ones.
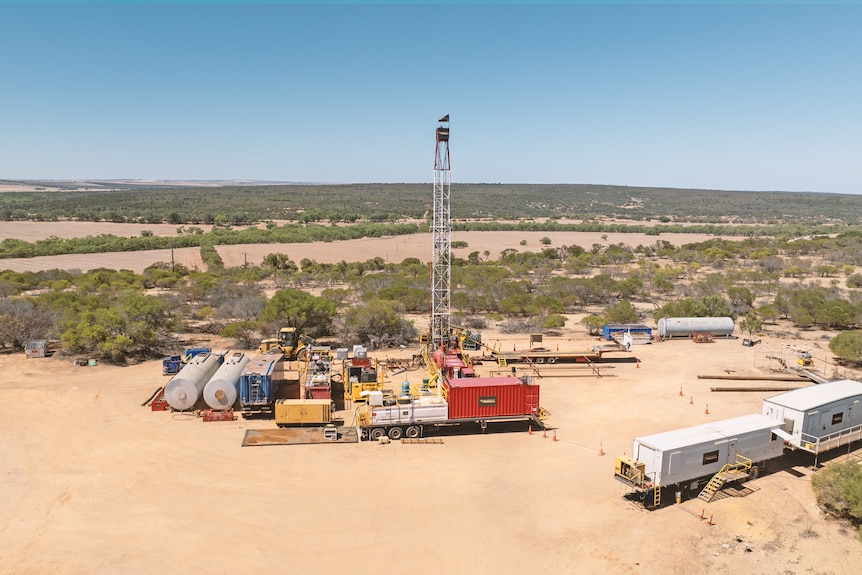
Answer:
[657,317,734,339]
[203,351,251,409]
[164,353,221,410]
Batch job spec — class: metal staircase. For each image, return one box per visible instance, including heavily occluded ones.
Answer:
[698,454,753,502]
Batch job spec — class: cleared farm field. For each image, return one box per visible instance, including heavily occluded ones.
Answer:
[0,223,730,273]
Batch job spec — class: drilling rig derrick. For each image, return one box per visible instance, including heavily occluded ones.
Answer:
[431,114,452,351]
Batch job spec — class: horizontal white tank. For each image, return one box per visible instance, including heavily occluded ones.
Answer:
[657,316,734,338]
[164,353,221,410]
[203,351,251,409]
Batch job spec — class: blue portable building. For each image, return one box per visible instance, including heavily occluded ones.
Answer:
[601,324,653,341]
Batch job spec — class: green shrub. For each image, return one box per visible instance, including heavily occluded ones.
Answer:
[542,314,566,329]
[811,460,862,541]
[830,331,862,365]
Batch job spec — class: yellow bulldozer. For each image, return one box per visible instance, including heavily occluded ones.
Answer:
[258,327,308,361]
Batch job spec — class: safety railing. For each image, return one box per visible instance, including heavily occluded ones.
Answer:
[799,423,862,454]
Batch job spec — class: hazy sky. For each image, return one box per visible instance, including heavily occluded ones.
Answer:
[1,1,860,194]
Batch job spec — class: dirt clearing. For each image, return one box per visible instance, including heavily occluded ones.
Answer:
[2,332,862,574]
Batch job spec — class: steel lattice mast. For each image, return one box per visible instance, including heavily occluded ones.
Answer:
[431,115,451,350]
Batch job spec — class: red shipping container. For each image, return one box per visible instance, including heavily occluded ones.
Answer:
[305,385,331,400]
[443,376,539,420]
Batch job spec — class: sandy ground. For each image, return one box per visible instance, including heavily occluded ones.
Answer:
[2,331,862,575]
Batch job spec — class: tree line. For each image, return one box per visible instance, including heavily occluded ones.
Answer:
[3,183,862,225]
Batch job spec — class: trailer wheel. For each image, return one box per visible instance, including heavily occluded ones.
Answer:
[388,426,403,440]
[405,426,420,439]
[369,428,385,441]
[548,357,557,364]
[748,465,759,481]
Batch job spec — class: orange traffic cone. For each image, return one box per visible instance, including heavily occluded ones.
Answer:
[598,443,605,456]
[636,360,640,369]
[705,404,710,415]
[690,395,694,405]
[543,428,547,439]
[707,514,714,526]
[553,430,558,442]
[528,425,533,435]
[679,386,683,397]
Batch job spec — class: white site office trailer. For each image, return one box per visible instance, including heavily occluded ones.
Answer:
[630,413,786,489]
[762,379,862,457]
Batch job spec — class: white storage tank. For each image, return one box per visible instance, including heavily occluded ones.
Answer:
[164,353,221,410]
[203,351,251,409]
[657,316,734,339]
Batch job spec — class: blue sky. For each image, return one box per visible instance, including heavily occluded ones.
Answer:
[1,1,860,194]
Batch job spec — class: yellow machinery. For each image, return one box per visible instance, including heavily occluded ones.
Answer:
[796,350,813,367]
[344,357,384,403]
[614,455,646,486]
[458,329,483,351]
[274,398,332,426]
[258,328,313,361]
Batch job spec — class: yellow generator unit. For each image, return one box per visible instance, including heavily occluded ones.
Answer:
[796,351,813,367]
[274,399,332,427]
[614,455,646,486]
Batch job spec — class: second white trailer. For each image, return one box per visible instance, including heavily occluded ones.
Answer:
[615,413,786,507]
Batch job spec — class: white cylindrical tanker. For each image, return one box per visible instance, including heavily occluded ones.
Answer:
[202,351,250,409]
[657,316,734,339]
[164,353,222,410]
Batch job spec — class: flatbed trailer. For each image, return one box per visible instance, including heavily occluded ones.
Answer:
[488,343,628,366]
[359,411,543,441]
[357,375,543,440]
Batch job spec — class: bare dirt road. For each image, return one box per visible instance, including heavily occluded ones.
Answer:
[2,332,861,575]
